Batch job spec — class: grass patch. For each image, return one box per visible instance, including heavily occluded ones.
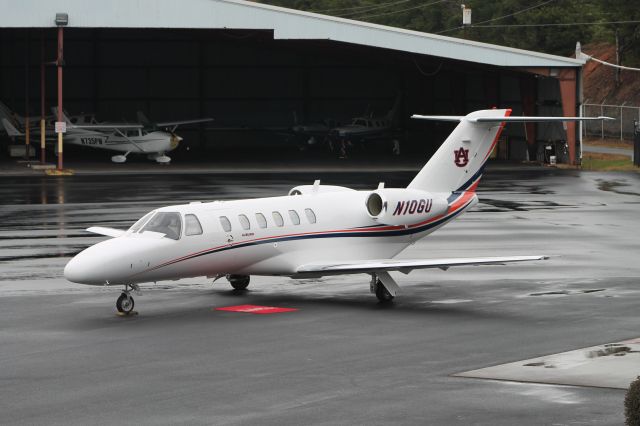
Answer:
[581,152,638,171]
[583,137,633,149]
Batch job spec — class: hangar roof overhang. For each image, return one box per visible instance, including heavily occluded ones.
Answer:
[0,0,583,69]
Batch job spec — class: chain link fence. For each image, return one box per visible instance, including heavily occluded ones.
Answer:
[582,103,640,141]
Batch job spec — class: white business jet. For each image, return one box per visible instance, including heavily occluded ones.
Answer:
[64,109,611,314]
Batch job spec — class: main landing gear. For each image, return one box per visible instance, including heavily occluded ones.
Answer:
[370,272,400,303]
[116,284,139,314]
[227,274,250,291]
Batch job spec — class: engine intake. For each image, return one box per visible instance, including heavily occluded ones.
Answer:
[365,188,448,226]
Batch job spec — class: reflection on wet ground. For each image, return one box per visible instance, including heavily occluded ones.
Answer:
[597,179,640,197]
[529,289,605,296]
[1,165,639,425]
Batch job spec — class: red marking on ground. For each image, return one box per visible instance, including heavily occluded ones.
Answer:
[215,304,298,314]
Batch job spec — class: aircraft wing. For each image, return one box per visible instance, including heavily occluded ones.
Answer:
[296,255,548,276]
[86,227,126,238]
[155,118,213,127]
[70,124,144,130]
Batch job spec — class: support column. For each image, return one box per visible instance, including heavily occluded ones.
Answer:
[40,31,46,164]
[24,30,30,160]
[558,68,577,165]
[56,25,64,171]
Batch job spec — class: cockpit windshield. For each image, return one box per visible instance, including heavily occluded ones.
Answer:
[139,212,182,240]
[128,211,155,233]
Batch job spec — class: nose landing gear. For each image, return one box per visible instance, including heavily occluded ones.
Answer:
[226,274,250,291]
[116,284,140,315]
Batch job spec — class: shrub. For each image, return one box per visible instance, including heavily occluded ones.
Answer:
[626,376,640,426]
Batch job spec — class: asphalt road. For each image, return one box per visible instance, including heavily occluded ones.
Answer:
[0,166,639,425]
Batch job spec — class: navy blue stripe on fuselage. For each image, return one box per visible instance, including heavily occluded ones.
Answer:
[455,164,485,193]
[148,197,475,272]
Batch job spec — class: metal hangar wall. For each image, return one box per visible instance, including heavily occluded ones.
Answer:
[0,0,585,164]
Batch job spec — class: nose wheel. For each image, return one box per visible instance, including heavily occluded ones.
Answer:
[227,274,250,291]
[116,284,139,315]
[116,292,135,314]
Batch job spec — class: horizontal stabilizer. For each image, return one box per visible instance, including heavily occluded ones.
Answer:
[411,114,614,123]
[296,255,548,276]
[86,226,126,238]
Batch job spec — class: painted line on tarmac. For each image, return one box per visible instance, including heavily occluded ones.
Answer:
[214,304,298,314]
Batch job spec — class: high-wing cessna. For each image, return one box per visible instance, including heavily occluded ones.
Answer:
[1,108,212,164]
[64,109,612,314]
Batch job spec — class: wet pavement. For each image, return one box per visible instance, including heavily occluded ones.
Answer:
[0,164,639,425]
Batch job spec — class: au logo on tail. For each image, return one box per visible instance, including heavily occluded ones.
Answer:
[454,147,469,167]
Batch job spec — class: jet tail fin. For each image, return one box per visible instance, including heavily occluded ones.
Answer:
[408,109,511,193]
[408,111,616,194]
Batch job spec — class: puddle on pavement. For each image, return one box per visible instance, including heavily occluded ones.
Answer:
[597,179,640,197]
[479,199,575,212]
[529,289,605,297]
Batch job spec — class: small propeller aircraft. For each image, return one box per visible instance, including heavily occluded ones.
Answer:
[64,109,612,314]
[1,106,212,164]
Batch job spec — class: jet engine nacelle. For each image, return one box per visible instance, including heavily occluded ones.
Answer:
[289,185,355,196]
[365,188,448,226]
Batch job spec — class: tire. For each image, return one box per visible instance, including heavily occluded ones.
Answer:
[116,293,135,313]
[375,281,394,303]
[227,275,250,291]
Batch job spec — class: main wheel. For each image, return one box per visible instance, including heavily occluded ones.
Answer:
[227,275,250,291]
[375,281,394,303]
[116,293,135,313]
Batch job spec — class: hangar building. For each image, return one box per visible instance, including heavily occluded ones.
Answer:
[0,0,586,164]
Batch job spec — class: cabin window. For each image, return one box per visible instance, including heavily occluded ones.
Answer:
[140,212,182,240]
[304,208,317,224]
[289,210,300,225]
[238,214,250,230]
[255,213,267,229]
[129,211,155,232]
[219,216,232,232]
[184,214,203,236]
[272,211,284,227]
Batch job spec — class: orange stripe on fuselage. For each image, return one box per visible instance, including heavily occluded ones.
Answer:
[447,190,476,214]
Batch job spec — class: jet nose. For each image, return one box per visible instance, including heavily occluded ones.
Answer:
[64,249,103,285]
[63,255,82,283]
[64,240,123,285]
